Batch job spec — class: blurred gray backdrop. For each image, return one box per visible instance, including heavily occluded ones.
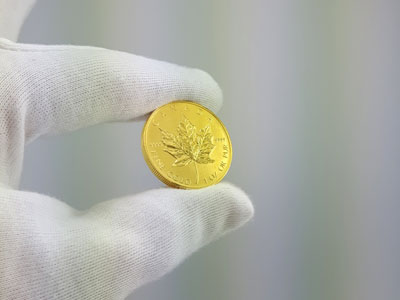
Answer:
[19,0,400,300]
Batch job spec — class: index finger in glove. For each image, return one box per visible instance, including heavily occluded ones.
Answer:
[0,39,223,188]
[0,39,223,142]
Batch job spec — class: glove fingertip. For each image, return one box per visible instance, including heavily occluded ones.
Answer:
[210,182,254,230]
[177,67,223,113]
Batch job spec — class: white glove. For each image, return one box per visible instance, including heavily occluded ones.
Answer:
[0,1,254,299]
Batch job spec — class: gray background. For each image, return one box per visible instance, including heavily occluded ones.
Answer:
[19,0,400,299]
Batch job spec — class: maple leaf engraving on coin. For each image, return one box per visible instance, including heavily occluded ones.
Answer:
[160,116,216,184]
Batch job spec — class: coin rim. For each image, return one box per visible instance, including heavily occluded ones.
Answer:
[141,100,233,189]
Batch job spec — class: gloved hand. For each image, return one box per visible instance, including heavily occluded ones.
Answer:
[0,1,254,299]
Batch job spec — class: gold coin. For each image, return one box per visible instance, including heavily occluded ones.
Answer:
[141,100,232,189]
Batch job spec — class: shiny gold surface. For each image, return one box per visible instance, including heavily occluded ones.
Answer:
[141,101,232,189]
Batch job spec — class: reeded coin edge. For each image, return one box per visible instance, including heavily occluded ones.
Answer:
[141,100,233,189]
